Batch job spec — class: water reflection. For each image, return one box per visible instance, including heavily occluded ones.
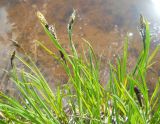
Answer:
[151,0,160,16]
[0,6,13,86]
[0,7,12,41]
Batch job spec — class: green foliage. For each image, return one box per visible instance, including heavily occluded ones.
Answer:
[0,11,160,124]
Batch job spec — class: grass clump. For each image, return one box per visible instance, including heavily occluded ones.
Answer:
[0,10,160,124]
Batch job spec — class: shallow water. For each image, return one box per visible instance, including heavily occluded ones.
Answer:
[0,0,160,92]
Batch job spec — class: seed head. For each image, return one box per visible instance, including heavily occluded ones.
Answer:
[48,25,57,40]
[10,39,20,48]
[68,9,76,31]
[134,86,143,107]
[139,14,146,50]
[11,50,16,68]
[37,11,48,27]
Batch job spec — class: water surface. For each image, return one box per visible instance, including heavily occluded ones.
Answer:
[0,0,160,93]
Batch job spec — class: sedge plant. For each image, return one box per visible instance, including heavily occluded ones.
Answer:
[0,10,160,124]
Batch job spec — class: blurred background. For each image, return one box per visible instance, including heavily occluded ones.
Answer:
[0,0,160,94]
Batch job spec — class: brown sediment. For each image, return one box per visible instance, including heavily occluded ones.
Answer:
[0,0,159,93]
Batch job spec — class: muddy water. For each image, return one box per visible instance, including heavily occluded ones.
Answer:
[0,0,160,92]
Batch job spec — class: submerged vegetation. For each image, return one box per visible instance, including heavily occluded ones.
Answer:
[0,10,160,124]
